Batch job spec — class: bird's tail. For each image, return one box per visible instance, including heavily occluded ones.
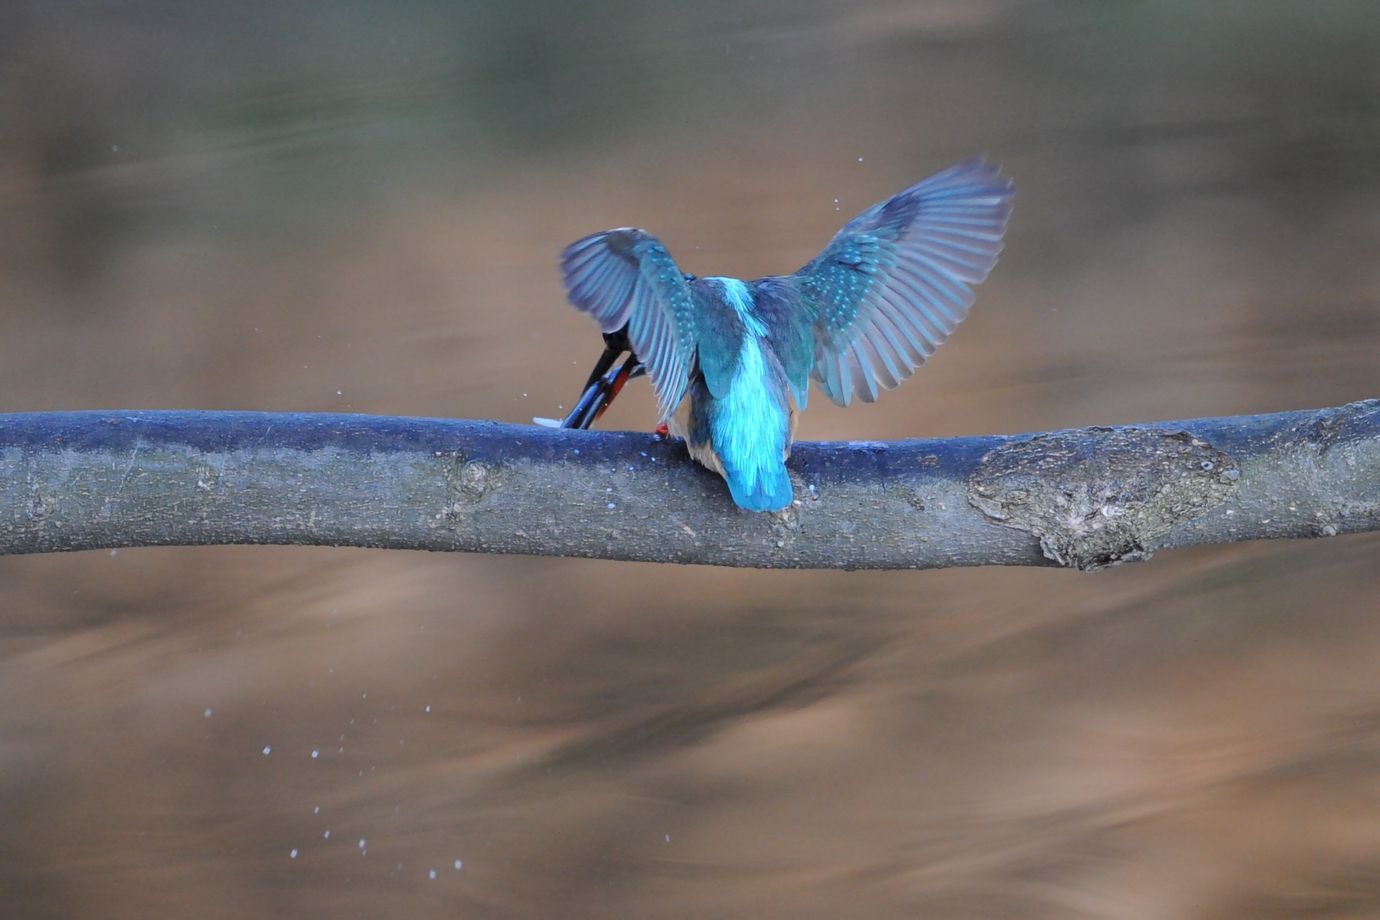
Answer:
[725,463,793,512]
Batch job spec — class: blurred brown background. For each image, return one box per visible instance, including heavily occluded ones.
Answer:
[1,2,1379,917]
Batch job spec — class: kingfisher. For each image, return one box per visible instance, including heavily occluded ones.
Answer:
[546,158,1013,512]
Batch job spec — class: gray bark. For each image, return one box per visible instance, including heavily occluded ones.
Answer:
[1,401,1377,569]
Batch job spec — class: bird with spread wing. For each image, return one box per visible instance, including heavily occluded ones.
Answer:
[544,159,1014,512]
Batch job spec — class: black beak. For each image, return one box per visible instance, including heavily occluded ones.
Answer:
[560,328,646,429]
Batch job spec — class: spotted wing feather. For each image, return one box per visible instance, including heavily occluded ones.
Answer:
[560,228,698,422]
[797,158,1014,406]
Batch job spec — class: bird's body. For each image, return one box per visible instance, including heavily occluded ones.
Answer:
[557,159,1014,511]
[667,276,799,510]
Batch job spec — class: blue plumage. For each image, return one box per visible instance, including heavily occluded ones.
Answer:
[701,278,794,511]
[557,159,1014,512]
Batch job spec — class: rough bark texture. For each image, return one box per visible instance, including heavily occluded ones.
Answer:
[1,401,1377,569]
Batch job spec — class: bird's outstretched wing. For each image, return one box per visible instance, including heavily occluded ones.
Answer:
[796,158,1014,406]
[560,229,698,422]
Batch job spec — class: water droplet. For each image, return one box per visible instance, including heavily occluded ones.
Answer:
[428,869,437,880]
[454,859,464,871]
[261,745,272,756]
[290,848,299,859]
[203,707,214,718]
[310,749,320,760]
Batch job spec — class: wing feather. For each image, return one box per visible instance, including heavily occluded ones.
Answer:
[796,158,1014,406]
[559,228,697,422]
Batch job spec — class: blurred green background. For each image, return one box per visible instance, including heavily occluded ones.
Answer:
[1,2,1378,917]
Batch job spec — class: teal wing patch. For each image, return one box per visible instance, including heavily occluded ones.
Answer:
[797,158,1014,406]
[560,229,698,422]
[747,276,814,410]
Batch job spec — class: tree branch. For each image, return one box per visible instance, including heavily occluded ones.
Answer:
[1,402,1377,569]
